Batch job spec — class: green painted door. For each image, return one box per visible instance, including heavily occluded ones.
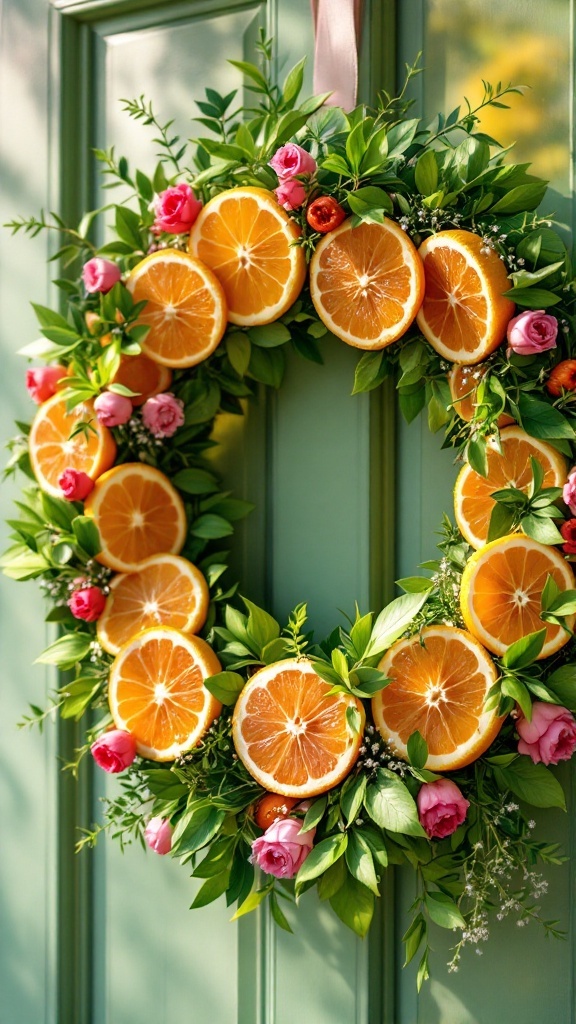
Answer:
[0,2,574,1023]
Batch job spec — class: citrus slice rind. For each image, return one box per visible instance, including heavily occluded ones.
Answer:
[97,553,209,655]
[416,230,515,364]
[29,393,116,497]
[84,463,187,572]
[372,625,502,771]
[309,217,425,350]
[460,534,576,658]
[126,249,227,368]
[188,186,307,327]
[232,658,365,798]
[108,627,222,761]
[454,426,567,549]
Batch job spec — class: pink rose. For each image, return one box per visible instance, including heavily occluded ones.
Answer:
[507,310,558,356]
[94,391,133,427]
[560,518,576,554]
[67,582,106,622]
[417,779,470,840]
[91,729,137,773]
[141,392,185,437]
[58,468,94,502]
[269,144,317,180]
[144,816,173,855]
[153,183,202,234]
[563,469,576,515]
[250,816,315,878]
[82,257,122,294]
[26,365,65,404]
[274,179,307,212]
[517,702,576,765]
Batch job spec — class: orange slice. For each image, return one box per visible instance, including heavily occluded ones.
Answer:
[108,627,222,761]
[126,249,227,367]
[454,426,567,549]
[309,217,425,349]
[112,353,173,407]
[416,230,515,363]
[29,393,116,497]
[232,658,364,798]
[460,534,576,658]
[448,363,514,426]
[188,186,306,326]
[372,625,501,771]
[84,463,187,572]
[97,554,209,655]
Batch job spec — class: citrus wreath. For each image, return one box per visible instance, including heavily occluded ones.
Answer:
[5,38,576,985]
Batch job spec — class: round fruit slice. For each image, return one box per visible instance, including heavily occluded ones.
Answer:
[188,186,306,326]
[309,217,425,349]
[232,658,365,798]
[126,249,227,367]
[97,553,209,655]
[454,426,567,549]
[372,625,501,771]
[84,463,187,572]
[460,534,576,658]
[111,352,173,407]
[108,627,222,761]
[29,393,116,497]
[416,230,515,363]
[448,363,514,426]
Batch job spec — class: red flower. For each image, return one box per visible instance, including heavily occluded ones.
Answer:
[306,196,346,234]
[546,359,576,397]
[58,468,94,502]
[68,581,106,621]
[560,518,576,554]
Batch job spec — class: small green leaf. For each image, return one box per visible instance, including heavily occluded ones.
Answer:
[502,629,546,669]
[345,830,379,895]
[487,502,516,542]
[204,671,245,705]
[226,333,251,376]
[501,675,532,720]
[518,394,574,440]
[35,632,93,669]
[191,514,234,539]
[365,768,426,836]
[241,596,280,652]
[425,891,466,930]
[352,351,386,395]
[191,870,231,909]
[521,514,564,546]
[493,759,566,809]
[295,833,348,890]
[546,664,576,711]
[340,774,367,824]
[407,730,428,770]
[329,873,374,937]
[346,704,362,735]
[415,150,439,195]
[365,592,429,659]
[172,468,219,495]
[300,795,327,833]
[230,887,268,921]
[248,323,291,348]
[72,516,101,556]
[396,576,434,594]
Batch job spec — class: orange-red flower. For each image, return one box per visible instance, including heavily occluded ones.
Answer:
[546,359,576,396]
[306,195,346,233]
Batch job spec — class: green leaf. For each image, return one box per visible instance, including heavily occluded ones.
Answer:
[282,57,306,106]
[520,514,564,545]
[247,346,285,389]
[345,830,379,894]
[193,836,235,878]
[60,677,101,720]
[345,121,367,174]
[329,873,374,937]
[415,150,438,195]
[31,303,71,331]
[403,915,426,966]
[503,287,561,309]
[501,675,532,720]
[365,768,426,836]
[407,730,428,769]
[143,768,188,801]
[248,323,291,348]
[425,891,466,930]
[518,394,574,440]
[261,637,293,664]
[493,759,566,809]
[417,948,430,992]
[190,870,231,909]
[352,351,385,394]
[171,804,226,856]
[172,468,219,495]
[396,576,435,594]
[300,795,327,833]
[349,611,373,659]
[546,665,576,711]
[340,774,367,824]
[269,891,293,933]
[241,596,280,652]
[72,516,101,556]
[490,182,548,214]
[230,887,268,921]
[486,502,516,542]
[191,514,234,539]
[467,436,488,478]
[115,205,143,249]
[40,493,77,531]
[35,632,93,669]
[502,629,546,669]
[346,705,362,735]
[295,833,348,890]
[365,592,429,658]
[204,671,245,705]
[317,856,347,900]
[226,333,251,377]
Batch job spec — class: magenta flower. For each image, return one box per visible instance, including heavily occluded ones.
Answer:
[91,730,137,773]
[507,310,558,356]
[67,581,106,622]
[417,779,470,840]
[153,183,202,234]
[144,816,173,855]
[58,468,94,502]
[269,143,317,180]
[274,179,307,211]
[94,391,133,427]
[250,817,315,878]
[25,365,65,404]
[82,258,122,294]
[141,392,185,437]
[517,702,576,765]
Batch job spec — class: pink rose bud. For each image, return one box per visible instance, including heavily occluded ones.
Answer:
[141,392,185,438]
[517,702,576,765]
[274,179,307,212]
[560,518,576,554]
[67,583,107,622]
[91,729,137,773]
[563,468,576,515]
[507,310,558,356]
[26,365,65,404]
[82,257,122,294]
[417,779,470,840]
[269,143,317,180]
[58,468,94,502]
[144,816,173,855]
[94,391,133,427]
[250,816,315,878]
[153,182,202,234]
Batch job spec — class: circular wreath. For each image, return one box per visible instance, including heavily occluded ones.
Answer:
[5,40,576,984]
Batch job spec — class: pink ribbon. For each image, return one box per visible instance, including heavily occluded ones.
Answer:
[310,0,363,111]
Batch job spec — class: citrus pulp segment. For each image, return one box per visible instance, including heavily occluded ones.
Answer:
[232,658,365,798]
[372,625,501,771]
[29,393,116,497]
[309,217,425,349]
[83,463,187,572]
[111,352,173,406]
[125,249,227,367]
[108,627,222,761]
[188,186,307,326]
[460,534,576,658]
[97,553,209,655]
[454,426,567,549]
[416,230,515,363]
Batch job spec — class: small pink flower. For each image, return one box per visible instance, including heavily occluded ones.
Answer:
[517,702,576,765]
[26,365,65,404]
[563,468,576,515]
[417,779,470,840]
[507,310,558,356]
[67,582,106,622]
[94,391,133,427]
[82,258,122,294]
[250,817,315,878]
[153,183,202,234]
[91,729,137,773]
[274,179,307,211]
[144,816,173,855]
[141,392,185,438]
[58,468,94,502]
[269,143,317,180]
